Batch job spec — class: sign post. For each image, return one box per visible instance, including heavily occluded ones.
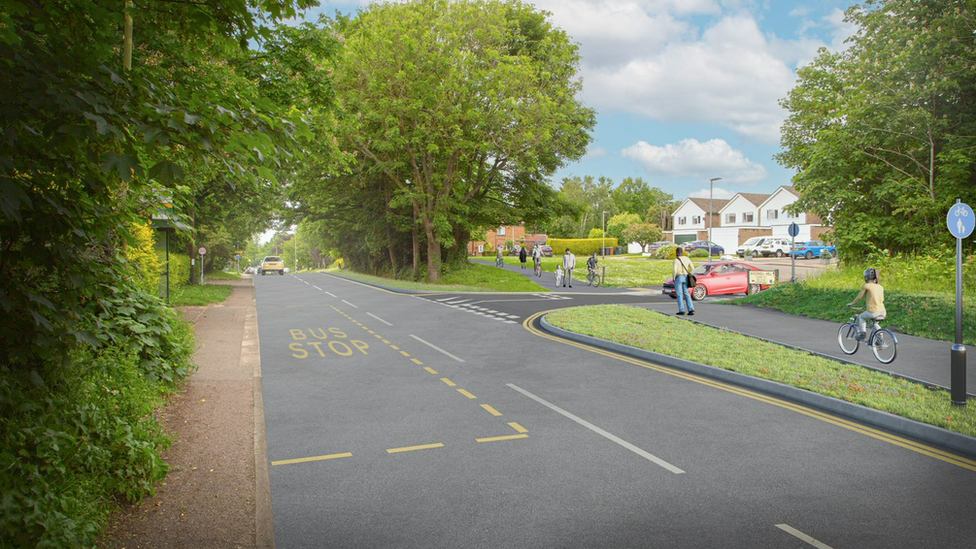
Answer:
[788,222,799,283]
[947,200,973,405]
[198,246,207,285]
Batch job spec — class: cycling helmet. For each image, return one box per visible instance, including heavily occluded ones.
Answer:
[864,268,878,282]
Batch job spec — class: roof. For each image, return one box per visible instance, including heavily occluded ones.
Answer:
[737,193,771,206]
[687,197,730,214]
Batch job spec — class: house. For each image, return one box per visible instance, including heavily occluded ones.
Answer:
[712,192,773,252]
[667,197,730,246]
[757,186,828,241]
[467,224,546,255]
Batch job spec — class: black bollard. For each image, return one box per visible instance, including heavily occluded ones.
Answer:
[951,344,967,405]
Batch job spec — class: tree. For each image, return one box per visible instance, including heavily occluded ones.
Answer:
[622,223,663,251]
[588,228,605,239]
[606,213,642,240]
[333,0,594,280]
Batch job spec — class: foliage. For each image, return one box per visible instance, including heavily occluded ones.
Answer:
[169,284,234,307]
[621,222,663,249]
[588,228,605,239]
[654,244,679,260]
[547,305,976,436]
[688,249,710,258]
[125,223,162,296]
[166,254,191,291]
[778,0,976,258]
[547,238,618,256]
[605,213,641,240]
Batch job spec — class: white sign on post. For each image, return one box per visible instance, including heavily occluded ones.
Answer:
[198,246,207,256]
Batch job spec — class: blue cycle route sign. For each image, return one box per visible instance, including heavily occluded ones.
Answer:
[947,203,975,239]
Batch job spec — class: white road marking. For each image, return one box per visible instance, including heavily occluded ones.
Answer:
[445,299,471,305]
[775,525,835,549]
[436,297,456,302]
[312,285,323,291]
[507,384,685,474]
[367,313,393,326]
[341,300,359,309]
[325,292,336,298]
[409,335,465,363]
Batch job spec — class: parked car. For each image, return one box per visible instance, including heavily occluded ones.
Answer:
[663,261,770,301]
[790,240,837,259]
[682,240,724,256]
[260,256,285,276]
[758,237,792,257]
[533,244,554,257]
[736,237,767,257]
[646,241,672,254]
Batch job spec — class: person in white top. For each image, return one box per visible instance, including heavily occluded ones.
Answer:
[562,248,576,287]
[673,247,695,315]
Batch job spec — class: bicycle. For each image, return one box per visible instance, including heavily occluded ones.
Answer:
[533,258,542,277]
[837,306,898,364]
[495,256,504,268]
[586,266,601,287]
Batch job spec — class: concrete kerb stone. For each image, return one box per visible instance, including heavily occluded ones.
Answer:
[538,315,976,460]
[243,279,275,549]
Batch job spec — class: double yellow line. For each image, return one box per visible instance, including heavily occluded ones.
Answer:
[523,310,976,472]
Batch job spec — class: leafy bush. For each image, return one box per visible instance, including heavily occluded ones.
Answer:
[587,227,604,239]
[689,248,710,258]
[654,244,678,260]
[125,223,162,295]
[547,237,619,256]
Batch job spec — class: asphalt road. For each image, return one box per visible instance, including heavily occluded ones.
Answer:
[254,272,976,549]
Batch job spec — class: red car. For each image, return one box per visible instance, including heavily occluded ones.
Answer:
[663,261,769,301]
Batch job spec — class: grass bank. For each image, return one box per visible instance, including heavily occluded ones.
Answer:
[489,256,673,288]
[169,284,234,306]
[329,262,548,292]
[206,270,242,281]
[546,305,976,437]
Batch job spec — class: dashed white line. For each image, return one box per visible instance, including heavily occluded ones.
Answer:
[341,300,358,309]
[312,285,323,291]
[325,291,336,298]
[409,335,465,363]
[774,525,835,549]
[367,312,393,326]
[507,383,684,474]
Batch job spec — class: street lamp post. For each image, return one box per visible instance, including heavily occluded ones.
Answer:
[709,177,722,262]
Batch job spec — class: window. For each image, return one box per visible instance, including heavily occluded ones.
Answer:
[726,213,736,224]
[678,217,686,226]
[692,215,702,224]
[498,226,506,235]
[744,213,754,223]
[767,209,778,220]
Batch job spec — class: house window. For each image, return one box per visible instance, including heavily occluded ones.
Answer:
[692,215,702,225]
[498,226,506,235]
[678,217,686,226]
[725,213,736,224]
[767,209,778,220]
[744,213,754,223]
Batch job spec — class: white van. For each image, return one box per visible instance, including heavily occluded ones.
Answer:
[737,237,766,258]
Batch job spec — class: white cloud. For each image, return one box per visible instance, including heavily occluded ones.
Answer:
[688,187,735,199]
[825,8,858,52]
[621,138,768,183]
[584,145,608,159]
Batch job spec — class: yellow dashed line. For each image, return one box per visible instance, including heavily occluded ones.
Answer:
[272,452,352,466]
[374,334,383,339]
[382,339,391,344]
[400,351,411,357]
[476,434,528,443]
[387,443,444,454]
[424,367,438,375]
[411,358,424,365]
[480,404,502,416]
[368,330,376,334]
[391,345,400,350]
[440,377,456,387]
[457,389,477,399]
[508,422,528,433]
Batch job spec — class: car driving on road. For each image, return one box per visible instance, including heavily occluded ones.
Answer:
[260,256,285,276]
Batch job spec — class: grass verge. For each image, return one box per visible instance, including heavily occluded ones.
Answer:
[329,262,548,292]
[206,270,242,281]
[486,256,673,288]
[169,284,234,306]
[546,304,976,437]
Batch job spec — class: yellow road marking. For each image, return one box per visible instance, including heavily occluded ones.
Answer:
[508,422,528,433]
[424,367,438,374]
[272,452,352,466]
[391,345,400,350]
[382,339,391,344]
[481,404,503,416]
[374,334,383,339]
[440,377,456,387]
[400,351,411,357]
[368,330,376,334]
[457,388,477,399]
[411,358,424,365]
[387,442,444,454]
[477,434,528,443]
[523,310,976,472]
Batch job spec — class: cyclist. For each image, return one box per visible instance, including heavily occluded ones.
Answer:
[532,245,542,273]
[496,245,504,267]
[586,253,599,281]
[847,268,886,339]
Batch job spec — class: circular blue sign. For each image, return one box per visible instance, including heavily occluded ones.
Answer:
[947,203,975,239]
[788,222,799,238]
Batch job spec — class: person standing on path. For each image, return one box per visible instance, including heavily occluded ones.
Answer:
[562,248,576,287]
[519,245,528,269]
[673,247,695,315]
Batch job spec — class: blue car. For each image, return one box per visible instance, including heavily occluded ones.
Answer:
[682,240,724,256]
[790,240,837,259]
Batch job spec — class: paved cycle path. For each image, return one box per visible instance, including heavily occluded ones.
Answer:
[641,300,975,396]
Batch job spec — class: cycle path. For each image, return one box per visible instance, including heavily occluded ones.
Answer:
[640,300,975,396]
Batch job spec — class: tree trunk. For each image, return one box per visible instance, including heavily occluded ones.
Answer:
[411,203,420,276]
[424,221,441,282]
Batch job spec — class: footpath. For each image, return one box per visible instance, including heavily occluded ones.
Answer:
[101,277,271,549]
[641,300,975,396]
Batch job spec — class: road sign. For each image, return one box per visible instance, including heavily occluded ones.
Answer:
[748,270,776,285]
[947,203,974,239]
[198,246,207,256]
[235,254,241,260]
[788,222,799,238]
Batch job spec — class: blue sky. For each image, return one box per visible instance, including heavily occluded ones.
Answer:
[296,0,859,202]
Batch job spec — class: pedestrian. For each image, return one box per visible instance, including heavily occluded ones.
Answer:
[562,248,576,287]
[673,247,695,315]
[519,245,527,269]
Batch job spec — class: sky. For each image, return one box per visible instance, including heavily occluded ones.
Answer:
[294,0,859,202]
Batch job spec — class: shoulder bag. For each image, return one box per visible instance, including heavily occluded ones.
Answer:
[682,258,697,287]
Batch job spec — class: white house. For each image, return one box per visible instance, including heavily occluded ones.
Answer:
[757,186,826,241]
[668,197,729,245]
[711,193,770,253]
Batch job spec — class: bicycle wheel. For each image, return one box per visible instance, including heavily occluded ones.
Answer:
[586,272,594,286]
[871,329,897,364]
[592,272,601,287]
[837,322,859,355]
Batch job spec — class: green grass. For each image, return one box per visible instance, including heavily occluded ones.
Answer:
[169,284,234,306]
[546,305,976,437]
[489,256,673,288]
[330,262,548,292]
[206,270,242,280]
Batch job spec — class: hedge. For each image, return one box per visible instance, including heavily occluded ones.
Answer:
[547,238,619,256]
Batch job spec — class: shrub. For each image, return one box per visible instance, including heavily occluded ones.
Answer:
[689,248,710,258]
[163,254,191,290]
[125,223,162,295]
[588,227,604,239]
[548,237,619,256]
[654,244,678,260]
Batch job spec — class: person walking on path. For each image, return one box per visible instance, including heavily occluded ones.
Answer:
[519,245,528,269]
[562,248,576,287]
[673,247,696,316]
